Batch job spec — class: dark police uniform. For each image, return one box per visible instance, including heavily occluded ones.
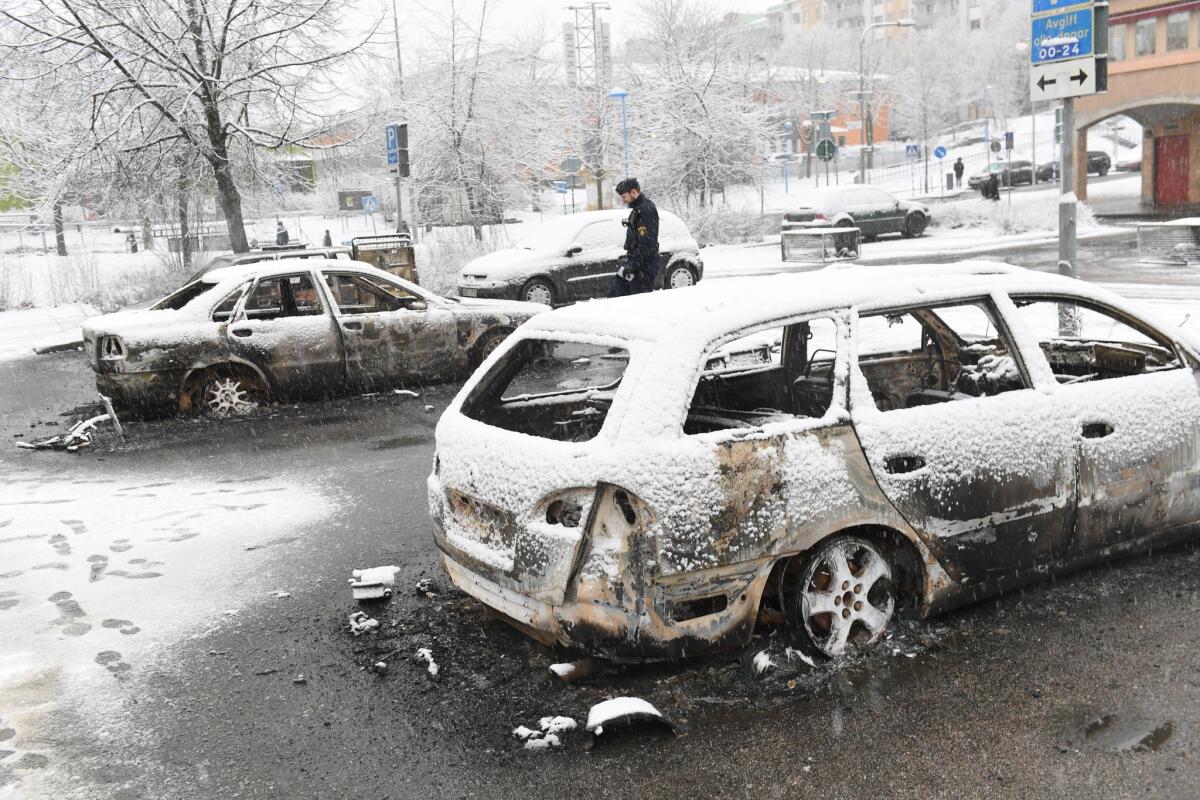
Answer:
[609,179,659,298]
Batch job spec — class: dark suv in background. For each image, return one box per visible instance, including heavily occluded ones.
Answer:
[1036,151,1112,182]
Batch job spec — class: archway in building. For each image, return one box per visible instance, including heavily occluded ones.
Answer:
[1074,98,1200,212]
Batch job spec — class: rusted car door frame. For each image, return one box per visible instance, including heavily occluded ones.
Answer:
[319,269,458,388]
[849,294,1080,585]
[226,269,345,396]
[999,292,1200,558]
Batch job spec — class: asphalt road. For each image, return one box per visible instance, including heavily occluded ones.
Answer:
[2,241,1200,799]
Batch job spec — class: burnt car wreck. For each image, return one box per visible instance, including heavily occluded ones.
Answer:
[82,259,546,415]
[428,262,1200,661]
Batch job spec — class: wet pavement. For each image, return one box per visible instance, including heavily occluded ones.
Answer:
[3,246,1200,798]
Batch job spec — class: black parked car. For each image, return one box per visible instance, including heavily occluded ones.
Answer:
[1036,151,1112,182]
[967,160,1034,190]
[781,186,931,241]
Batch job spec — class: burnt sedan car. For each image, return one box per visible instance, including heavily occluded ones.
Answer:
[782,186,930,240]
[83,260,544,415]
[457,209,704,307]
[428,261,1200,661]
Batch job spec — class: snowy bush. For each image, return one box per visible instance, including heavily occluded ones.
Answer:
[681,206,771,246]
[414,225,516,297]
[932,195,1099,235]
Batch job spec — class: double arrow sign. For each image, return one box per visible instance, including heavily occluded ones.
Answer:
[1035,67,1089,92]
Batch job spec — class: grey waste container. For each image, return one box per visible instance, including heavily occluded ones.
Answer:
[947,173,955,190]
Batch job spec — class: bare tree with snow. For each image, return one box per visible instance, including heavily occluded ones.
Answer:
[0,0,373,252]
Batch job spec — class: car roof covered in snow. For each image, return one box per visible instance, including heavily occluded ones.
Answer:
[522,261,1179,345]
[201,258,391,286]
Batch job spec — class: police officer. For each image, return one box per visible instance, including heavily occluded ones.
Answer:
[608,177,659,298]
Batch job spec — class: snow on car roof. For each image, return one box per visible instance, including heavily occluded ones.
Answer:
[201,258,385,286]
[523,261,1164,345]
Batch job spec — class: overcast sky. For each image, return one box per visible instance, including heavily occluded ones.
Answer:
[391,0,776,55]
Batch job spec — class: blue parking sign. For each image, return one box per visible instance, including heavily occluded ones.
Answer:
[1031,8,1094,64]
[385,124,399,166]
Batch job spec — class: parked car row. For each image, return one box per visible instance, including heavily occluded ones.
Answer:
[965,151,1115,190]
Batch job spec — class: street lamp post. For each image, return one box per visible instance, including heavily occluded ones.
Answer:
[858,18,914,185]
[608,87,630,178]
[783,120,793,193]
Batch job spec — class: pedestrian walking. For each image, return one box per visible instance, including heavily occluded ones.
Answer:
[608,178,659,299]
[953,157,965,189]
[322,229,332,247]
[275,220,289,246]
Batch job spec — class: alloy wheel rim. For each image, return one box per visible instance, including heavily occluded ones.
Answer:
[205,377,258,416]
[799,540,894,657]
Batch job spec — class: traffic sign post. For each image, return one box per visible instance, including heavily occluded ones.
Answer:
[934,145,947,196]
[386,123,410,235]
[1029,0,1107,292]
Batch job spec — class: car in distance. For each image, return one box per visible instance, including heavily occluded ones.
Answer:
[428,261,1200,661]
[1036,151,1113,182]
[967,160,1034,189]
[83,260,544,415]
[781,186,930,240]
[457,209,704,307]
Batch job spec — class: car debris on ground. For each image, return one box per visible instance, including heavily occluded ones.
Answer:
[585,697,680,738]
[415,647,439,677]
[349,565,400,601]
[15,400,122,452]
[512,716,576,750]
[348,611,379,636]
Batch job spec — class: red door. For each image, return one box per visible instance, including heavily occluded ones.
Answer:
[1155,135,1190,205]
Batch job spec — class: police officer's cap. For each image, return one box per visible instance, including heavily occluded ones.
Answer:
[614,177,640,194]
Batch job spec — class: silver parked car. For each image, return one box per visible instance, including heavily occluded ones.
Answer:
[457,209,704,306]
[83,259,544,414]
[428,261,1200,661]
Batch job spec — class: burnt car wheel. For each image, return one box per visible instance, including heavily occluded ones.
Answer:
[902,212,927,239]
[201,374,263,416]
[664,263,696,290]
[520,278,555,306]
[472,329,509,366]
[784,536,896,658]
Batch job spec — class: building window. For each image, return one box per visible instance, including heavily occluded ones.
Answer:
[970,18,981,30]
[1167,12,1190,51]
[1135,17,1156,57]
[792,11,801,22]
[1109,24,1126,61]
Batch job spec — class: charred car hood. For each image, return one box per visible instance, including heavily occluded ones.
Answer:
[449,296,549,315]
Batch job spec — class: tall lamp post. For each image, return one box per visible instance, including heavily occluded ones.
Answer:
[783,120,793,193]
[608,87,630,178]
[858,18,914,184]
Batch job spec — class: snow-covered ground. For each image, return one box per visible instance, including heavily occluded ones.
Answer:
[0,305,100,363]
[0,472,335,797]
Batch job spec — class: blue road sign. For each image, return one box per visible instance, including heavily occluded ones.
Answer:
[1032,0,1091,17]
[1032,8,1093,64]
[362,195,379,213]
[905,144,920,160]
[552,181,569,194]
[933,145,947,159]
[385,124,399,166]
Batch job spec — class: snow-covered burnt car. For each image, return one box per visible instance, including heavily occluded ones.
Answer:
[428,262,1200,661]
[457,209,704,306]
[83,259,544,415]
[781,187,930,241]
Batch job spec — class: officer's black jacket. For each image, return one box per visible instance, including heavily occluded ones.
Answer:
[623,193,660,276]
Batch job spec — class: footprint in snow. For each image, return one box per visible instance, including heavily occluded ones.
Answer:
[88,554,109,582]
[101,619,141,636]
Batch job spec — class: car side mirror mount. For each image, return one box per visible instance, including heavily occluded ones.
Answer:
[566,245,582,257]
[397,297,427,312]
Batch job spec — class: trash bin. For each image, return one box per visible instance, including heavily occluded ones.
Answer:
[946,173,955,190]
